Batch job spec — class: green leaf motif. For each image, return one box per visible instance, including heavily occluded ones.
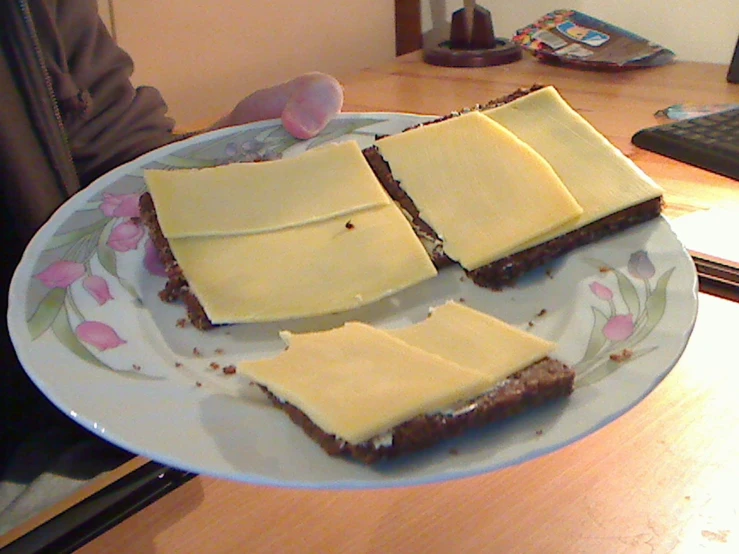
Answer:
[51,303,163,381]
[51,304,108,369]
[306,119,386,150]
[118,277,142,305]
[632,267,674,345]
[97,219,118,279]
[575,345,658,388]
[575,358,621,388]
[577,306,609,366]
[97,245,118,279]
[259,126,301,150]
[612,267,641,316]
[44,218,108,252]
[155,155,225,170]
[27,287,67,340]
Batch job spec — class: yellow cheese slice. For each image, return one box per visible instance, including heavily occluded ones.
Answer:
[168,204,437,324]
[483,86,664,250]
[389,301,555,382]
[375,111,583,270]
[144,141,390,238]
[238,322,495,444]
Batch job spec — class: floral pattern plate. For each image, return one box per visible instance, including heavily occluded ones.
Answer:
[8,114,699,489]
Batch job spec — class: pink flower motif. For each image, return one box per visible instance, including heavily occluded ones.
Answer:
[34,260,85,289]
[628,250,655,280]
[107,220,144,252]
[82,275,114,305]
[589,282,613,301]
[100,192,141,218]
[144,239,168,277]
[76,321,126,351]
[603,314,634,342]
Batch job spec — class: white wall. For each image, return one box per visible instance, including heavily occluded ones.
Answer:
[422,0,739,64]
[105,1,396,129]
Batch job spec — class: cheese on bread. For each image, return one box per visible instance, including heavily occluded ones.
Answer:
[145,141,391,238]
[240,302,557,445]
[375,111,583,270]
[483,86,663,250]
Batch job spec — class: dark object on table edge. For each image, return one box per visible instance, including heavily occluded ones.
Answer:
[423,3,522,67]
[727,34,739,84]
[631,107,739,181]
[692,251,739,303]
[0,462,194,554]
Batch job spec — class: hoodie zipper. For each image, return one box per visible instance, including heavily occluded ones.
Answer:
[17,0,80,196]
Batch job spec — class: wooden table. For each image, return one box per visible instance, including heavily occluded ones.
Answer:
[78,53,739,553]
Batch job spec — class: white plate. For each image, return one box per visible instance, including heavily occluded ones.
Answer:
[8,114,698,489]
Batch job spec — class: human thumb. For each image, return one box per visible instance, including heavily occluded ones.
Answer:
[280,73,344,139]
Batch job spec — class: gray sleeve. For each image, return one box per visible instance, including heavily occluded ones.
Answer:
[45,0,179,185]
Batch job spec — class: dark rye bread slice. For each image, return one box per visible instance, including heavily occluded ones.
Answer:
[364,145,663,286]
[140,191,215,330]
[362,85,664,288]
[466,198,662,288]
[259,356,575,464]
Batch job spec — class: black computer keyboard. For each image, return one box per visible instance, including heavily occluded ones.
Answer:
[631,107,739,180]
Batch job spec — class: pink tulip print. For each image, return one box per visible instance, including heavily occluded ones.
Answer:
[82,275,114,305]
[100,192,141,218]
[589,282,613,301]
[26,190,144,370]
[602,315,634,341]
[35,260,85,288]
[144,239,168,277]
[627,250,656,280]
[107,220,145,252]
[76,321,127,351]
[576,251,674,388]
